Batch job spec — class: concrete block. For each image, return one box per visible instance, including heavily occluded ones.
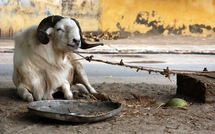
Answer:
[177,73,215,103]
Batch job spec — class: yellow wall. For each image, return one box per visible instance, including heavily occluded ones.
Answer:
[0,0,61,37]
[1,0,215,37]
[62,0,100,31]
[100,0,215,36]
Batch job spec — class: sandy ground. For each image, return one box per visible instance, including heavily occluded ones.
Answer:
[0,36,215,134]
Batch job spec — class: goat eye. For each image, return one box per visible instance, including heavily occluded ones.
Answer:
[57,28,63,32]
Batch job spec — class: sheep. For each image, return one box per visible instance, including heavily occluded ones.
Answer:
[13,15,103,102]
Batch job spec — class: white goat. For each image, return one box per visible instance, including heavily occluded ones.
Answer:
[13,15,103,102]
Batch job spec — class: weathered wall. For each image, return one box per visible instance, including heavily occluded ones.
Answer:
[62,0,100,31]
[1,0,215,37]
[100,0,215,36]
[0,0,61,38]
[0,0,100,38]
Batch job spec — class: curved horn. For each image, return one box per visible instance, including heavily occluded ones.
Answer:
[37,15,63,44]
[70,18,104,49]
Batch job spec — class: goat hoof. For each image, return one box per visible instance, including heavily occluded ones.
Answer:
[89,87,97,94]
[25,95,34,102]
[65,93,73,100]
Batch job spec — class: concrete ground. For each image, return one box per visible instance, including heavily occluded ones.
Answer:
[1,35,215,54]
[1,35,215,85]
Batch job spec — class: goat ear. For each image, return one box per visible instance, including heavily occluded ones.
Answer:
[80,38,104,49]
[37,15,63,45]
[37,27,53,44]
[37,29,49,44]
[70,18,104,49]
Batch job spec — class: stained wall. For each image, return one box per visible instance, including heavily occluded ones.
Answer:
[0,0,61,37]
[1,0,215,37]
[99,0,215,36]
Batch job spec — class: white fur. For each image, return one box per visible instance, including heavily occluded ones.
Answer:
[13,17,96,102]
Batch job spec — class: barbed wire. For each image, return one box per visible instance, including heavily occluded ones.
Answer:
[75,53,215,80]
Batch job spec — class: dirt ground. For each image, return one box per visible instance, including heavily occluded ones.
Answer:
[0,81,214,134]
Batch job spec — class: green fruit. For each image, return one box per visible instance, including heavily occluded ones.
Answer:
[164,98,188,107]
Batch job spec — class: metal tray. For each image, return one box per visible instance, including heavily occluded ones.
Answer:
[28,100,122,123]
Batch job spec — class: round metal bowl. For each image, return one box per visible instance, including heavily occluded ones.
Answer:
[28,100,122,123]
